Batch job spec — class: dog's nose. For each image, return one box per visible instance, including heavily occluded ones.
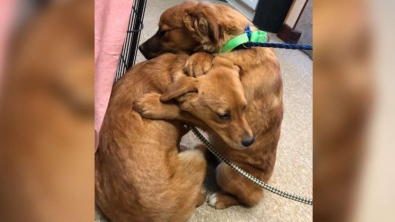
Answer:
[138,44,145,53]
[242,137,255,147]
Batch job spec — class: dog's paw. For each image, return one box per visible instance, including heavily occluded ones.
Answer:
[184,52,213,78]
[207,192,238,209]
[133,93,162,119]
[208,193,224,209]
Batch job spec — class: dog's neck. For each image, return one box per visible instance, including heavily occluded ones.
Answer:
[202,23,257,53]
[217,44,275,73]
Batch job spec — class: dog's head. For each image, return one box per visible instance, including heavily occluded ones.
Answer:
[161,57,254,149]
[139,1,250,59]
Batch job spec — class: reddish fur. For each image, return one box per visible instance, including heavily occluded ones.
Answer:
[97,53,253,221]
[139,1,283,209]
[0,1,94,221]
[96,54,207,222]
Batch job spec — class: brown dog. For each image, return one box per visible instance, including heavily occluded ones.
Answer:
[0,1,94,221]
[96,53,252,222]
[139,1,283,209]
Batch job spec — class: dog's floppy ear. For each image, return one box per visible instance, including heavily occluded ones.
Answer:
[160,77,198,102]
[184,4,220,43]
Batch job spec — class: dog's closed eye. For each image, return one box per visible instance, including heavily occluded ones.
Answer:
[217,112,231,120]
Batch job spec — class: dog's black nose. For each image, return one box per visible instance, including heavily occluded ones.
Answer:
[138,44,145,53]
[242,137,255,147]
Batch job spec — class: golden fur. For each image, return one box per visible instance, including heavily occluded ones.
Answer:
[139,1,253,58]
[139,1,283,209]
[96,53,252,222]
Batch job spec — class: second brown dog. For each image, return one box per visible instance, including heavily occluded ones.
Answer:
[139,1,283,209]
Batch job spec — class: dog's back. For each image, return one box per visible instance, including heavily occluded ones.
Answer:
[95,54,206,222]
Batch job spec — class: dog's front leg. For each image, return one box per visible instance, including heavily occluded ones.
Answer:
[133,93,203,126]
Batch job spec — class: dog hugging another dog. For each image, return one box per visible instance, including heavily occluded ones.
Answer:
[95,1,283,222]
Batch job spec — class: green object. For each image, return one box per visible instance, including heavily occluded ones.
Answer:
[250,31,268,44]
[219,30,268,53]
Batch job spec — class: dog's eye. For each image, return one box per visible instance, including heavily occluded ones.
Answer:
[217,113,231,120]
[242,105,247,112]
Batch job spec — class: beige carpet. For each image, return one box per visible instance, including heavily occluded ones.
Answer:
[95,0,312,221]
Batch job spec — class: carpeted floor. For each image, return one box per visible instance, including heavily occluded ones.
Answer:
[95,0,312,221]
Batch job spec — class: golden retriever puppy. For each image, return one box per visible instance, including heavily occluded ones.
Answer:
[96,53,252,222]
[139,1,282,209]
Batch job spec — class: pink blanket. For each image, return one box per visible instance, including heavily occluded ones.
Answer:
[95,0,134,150]
[0,0,17,98]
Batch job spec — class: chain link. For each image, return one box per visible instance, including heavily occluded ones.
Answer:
[190,126,313,206]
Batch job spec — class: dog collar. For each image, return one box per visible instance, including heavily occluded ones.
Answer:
[219,25,268,53]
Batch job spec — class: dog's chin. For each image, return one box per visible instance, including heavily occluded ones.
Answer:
[222,138,248,150]
[139,48,161,60]
[231,144,249,150]
[140,52,157,60]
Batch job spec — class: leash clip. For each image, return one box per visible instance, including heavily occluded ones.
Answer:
[243,25,252,48]
[219,25,268,53]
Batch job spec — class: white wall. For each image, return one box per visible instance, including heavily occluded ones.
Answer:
[284,0,307,28]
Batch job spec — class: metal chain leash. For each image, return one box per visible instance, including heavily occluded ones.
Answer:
[190,126,313,206]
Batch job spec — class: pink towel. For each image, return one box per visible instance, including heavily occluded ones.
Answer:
[0,0,17,98]
[95,0,134,151]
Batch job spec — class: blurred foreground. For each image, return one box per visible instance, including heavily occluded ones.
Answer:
[315,0,395,221]
[0,0,94,221]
